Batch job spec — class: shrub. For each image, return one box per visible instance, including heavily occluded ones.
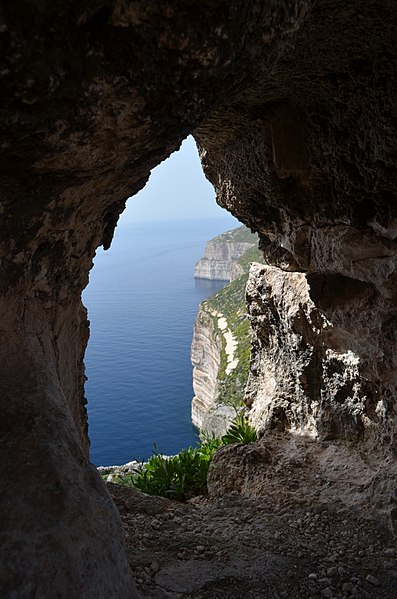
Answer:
[221,412,257,445]
[110,414,256,501]
[115,439,222,501]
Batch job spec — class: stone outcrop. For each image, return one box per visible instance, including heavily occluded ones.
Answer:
[191,304,222,430]
[245,263,367,442]
[191,303,236,436]
[194,226,257,281]
[1,0,396,596]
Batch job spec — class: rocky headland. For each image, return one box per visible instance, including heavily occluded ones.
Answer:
[194,226,258,281]
[192,230,263,435]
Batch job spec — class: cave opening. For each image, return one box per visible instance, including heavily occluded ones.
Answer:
[83,135,240,467]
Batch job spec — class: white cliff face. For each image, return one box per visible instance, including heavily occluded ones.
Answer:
[191,304,221,428]
[195,241,256,281]
[191,304,235,436]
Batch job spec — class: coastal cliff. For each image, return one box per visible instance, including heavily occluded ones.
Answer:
[192,236,263,435]
[194,225,258,281]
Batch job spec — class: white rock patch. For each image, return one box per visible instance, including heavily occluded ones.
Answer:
[215,312,238,375]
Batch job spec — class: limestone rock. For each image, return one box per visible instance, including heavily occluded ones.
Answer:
[194,226,258,281]
[191,303,235,435]
[245,263,367,442]
[192,229,264,436]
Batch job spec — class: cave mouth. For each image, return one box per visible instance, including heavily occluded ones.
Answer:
[83,136,239,467]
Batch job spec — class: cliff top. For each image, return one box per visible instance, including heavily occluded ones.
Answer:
[209,225,258,244]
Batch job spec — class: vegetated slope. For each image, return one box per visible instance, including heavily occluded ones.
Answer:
[191,241,264,434]
[211,225,258,244]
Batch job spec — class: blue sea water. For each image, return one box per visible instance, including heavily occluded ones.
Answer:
[84,217,236,466]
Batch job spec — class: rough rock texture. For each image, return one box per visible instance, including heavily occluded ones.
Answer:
[194,229,257,282]
[112,481,397,598]
[191,303,235,435]
[194,240,254,281]
[1,0,397,596]
[245,263,369,442]
[191,304,222,430]
[207,434,397,526]
[194,0,397,529]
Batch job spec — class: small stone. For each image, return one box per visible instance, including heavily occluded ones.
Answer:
[327,566,337,577]
[384,547,396,557]
[308,573,318,580]
[196,545,205,552]
[342,582,354,593]
[321,587,334,599]
[365,574,380,586]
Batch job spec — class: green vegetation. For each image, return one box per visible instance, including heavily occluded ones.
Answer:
[202,243,264,409]
[235,245,264,271]
[104,414,257,501]
[222,413,258,444]
[212,225,258,244]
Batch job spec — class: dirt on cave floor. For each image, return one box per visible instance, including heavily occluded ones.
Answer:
[110,441,397,599]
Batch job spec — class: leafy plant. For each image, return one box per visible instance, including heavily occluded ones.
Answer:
[109,414,257,501]
[114,440,222,501]
[221,412,257,445]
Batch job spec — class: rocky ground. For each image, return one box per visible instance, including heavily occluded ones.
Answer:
[110,437,397,599]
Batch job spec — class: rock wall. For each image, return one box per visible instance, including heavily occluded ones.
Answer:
[194,240,256,281]
[1,0,396,595]
[245,263,367,441]
[192,228,263,435]
[191,303,235,435]
[194,0,397,529]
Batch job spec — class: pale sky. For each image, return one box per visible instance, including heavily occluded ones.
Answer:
[120,135,240,225]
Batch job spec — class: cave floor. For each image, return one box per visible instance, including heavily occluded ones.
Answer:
[110,483,397,599]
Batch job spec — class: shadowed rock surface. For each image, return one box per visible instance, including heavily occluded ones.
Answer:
[111,464,397,598]
[0,0,396,596]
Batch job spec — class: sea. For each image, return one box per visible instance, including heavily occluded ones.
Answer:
[84,217,237,466]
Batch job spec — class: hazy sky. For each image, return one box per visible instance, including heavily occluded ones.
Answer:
[120,135,240,225]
